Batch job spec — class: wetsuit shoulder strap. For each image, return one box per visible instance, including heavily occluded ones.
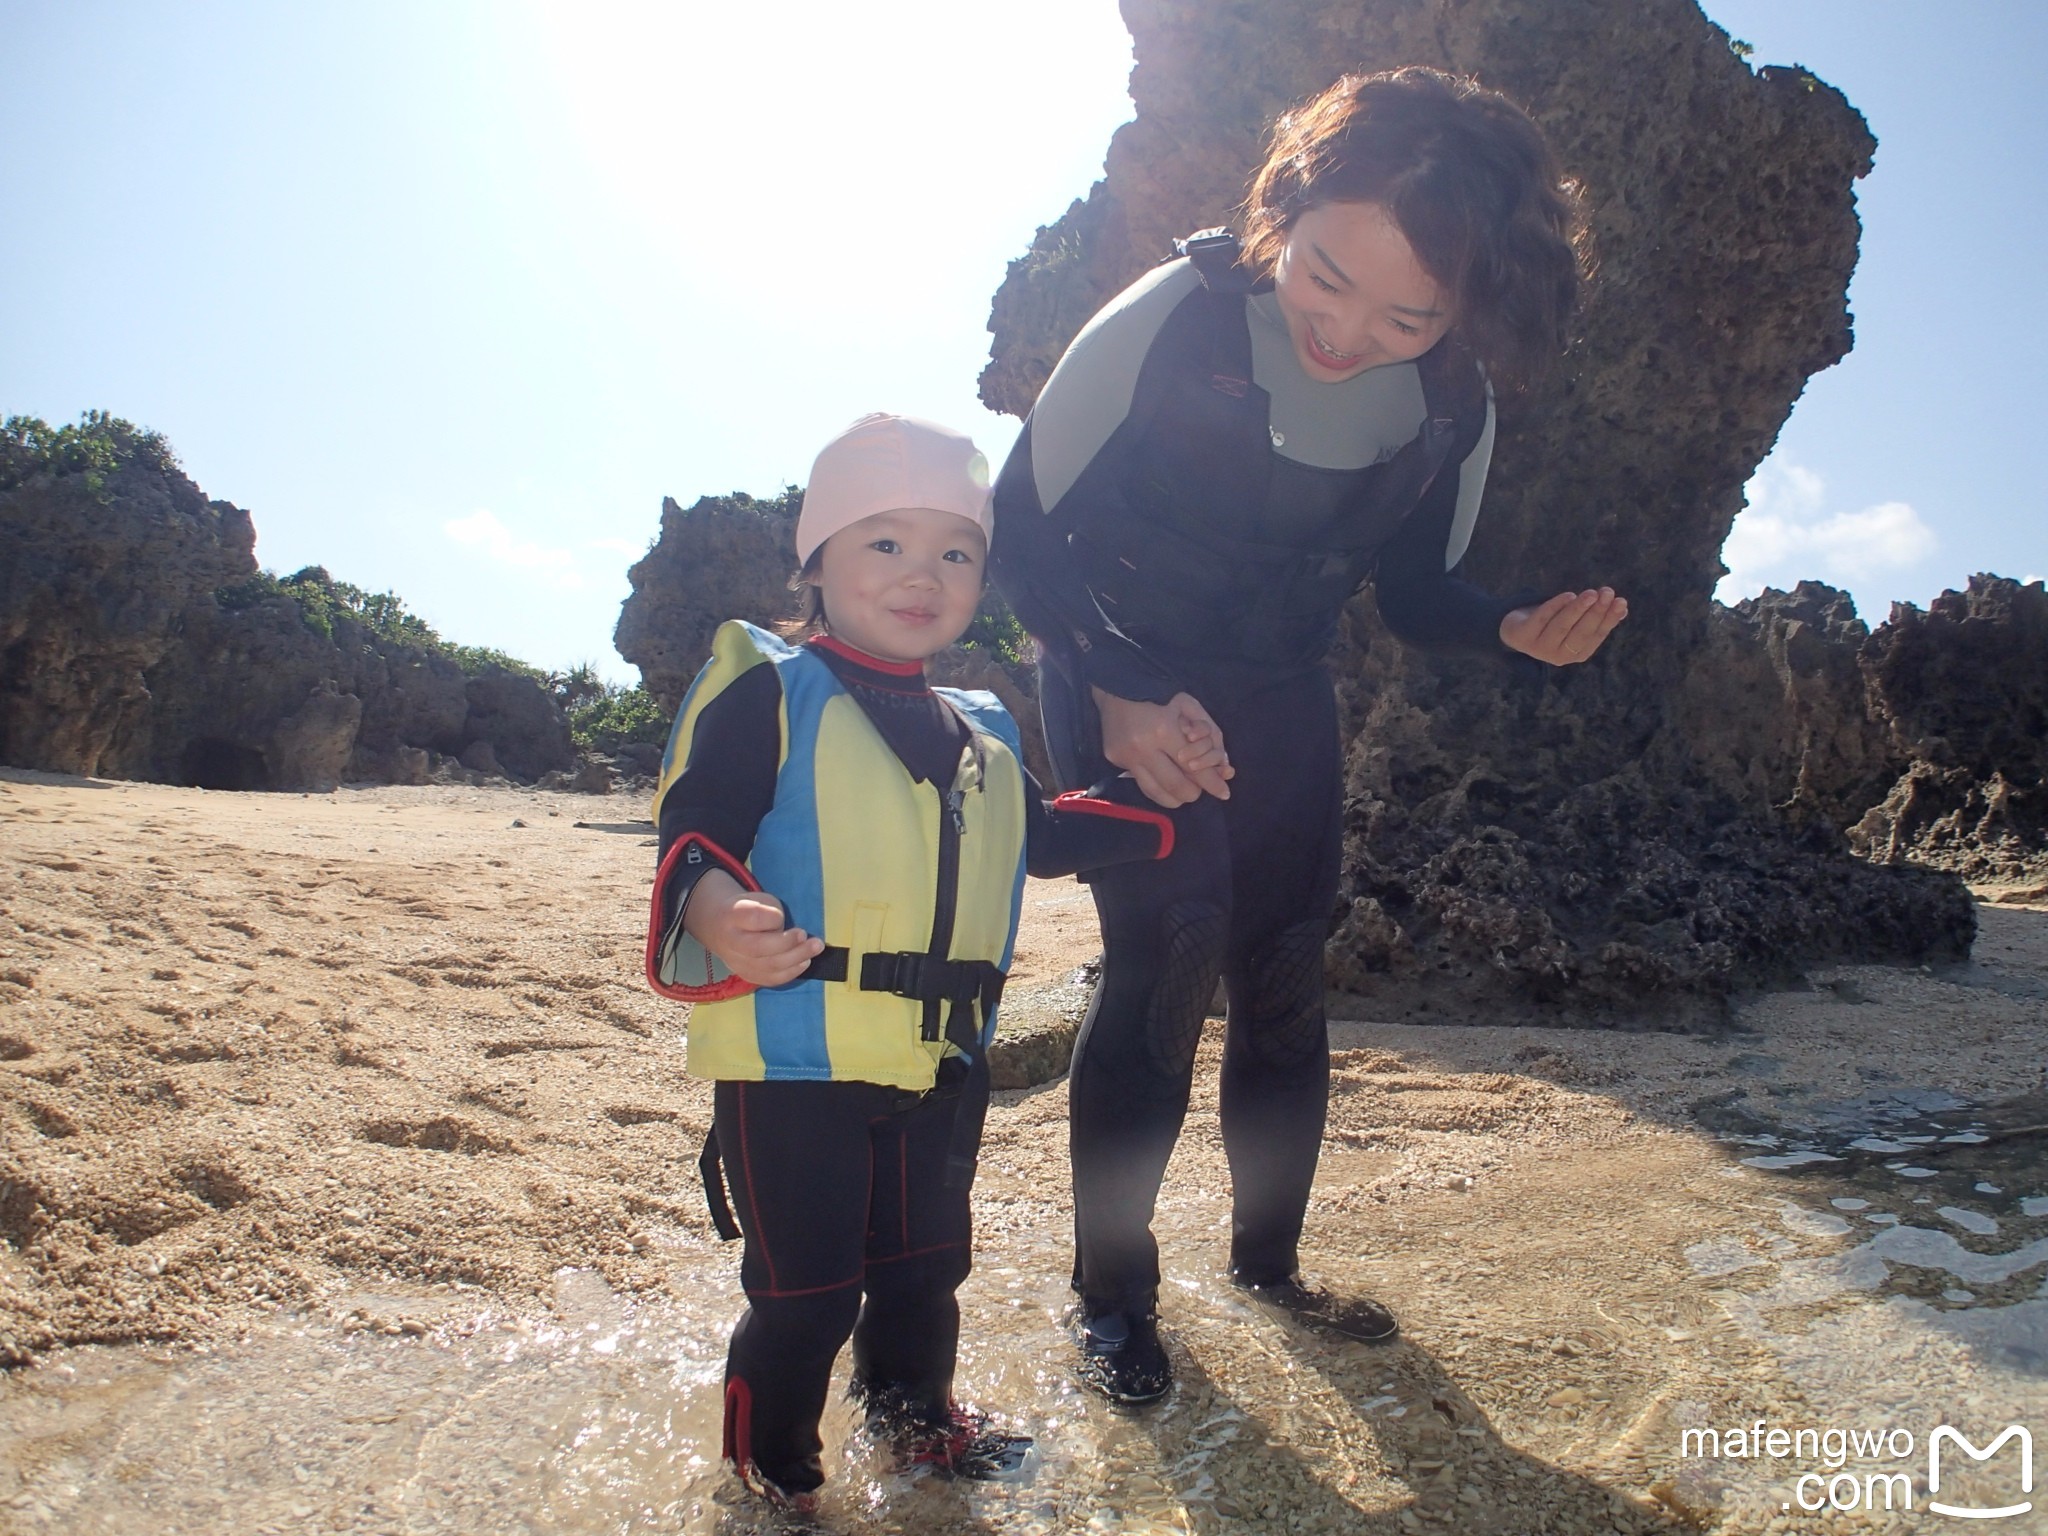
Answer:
[1414,335,1490,468]
[1178,227,1254,295]
[1174,228,1256,391]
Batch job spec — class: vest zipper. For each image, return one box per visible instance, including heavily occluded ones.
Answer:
[921,782,963,1044]
[932,779,966,945]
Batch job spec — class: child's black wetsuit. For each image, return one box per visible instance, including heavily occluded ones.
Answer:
[990,252,1521,1322]
[654,634,1165,1493]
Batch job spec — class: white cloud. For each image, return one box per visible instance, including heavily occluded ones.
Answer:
[444,509,587,589]
[1717,459,1936,604]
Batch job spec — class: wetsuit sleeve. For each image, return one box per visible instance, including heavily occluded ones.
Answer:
[1023,771,1174,877]
[1371,415,1525,655]
[651,659,781,943]
[990,262,1204,706]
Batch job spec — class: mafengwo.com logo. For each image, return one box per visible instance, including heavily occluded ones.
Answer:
[1929,1425,2032,1520]
[1678,1419,2032,1519]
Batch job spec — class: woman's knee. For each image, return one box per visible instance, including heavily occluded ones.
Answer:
[1230,917,1331,1072]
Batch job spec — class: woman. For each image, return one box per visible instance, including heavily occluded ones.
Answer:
[990,66,1626,1405]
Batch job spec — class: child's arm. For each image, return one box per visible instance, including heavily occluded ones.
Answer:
[647,654,792,1000]
[1024,772,1177,879]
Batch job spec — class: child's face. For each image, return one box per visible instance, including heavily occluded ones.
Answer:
[812,505,987,664]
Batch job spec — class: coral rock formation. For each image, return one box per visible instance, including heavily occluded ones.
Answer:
[1,441,572,792]
[613,491,803,715]
[1851,576,2048,883]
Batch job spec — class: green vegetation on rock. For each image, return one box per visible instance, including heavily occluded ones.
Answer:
[215,565,547,680]
[1,410,180,496]
[566,680,670,755]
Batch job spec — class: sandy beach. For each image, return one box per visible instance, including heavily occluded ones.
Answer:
[3,770,2044,1535]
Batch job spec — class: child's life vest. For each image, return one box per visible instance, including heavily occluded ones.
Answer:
[648,620,1029,1092]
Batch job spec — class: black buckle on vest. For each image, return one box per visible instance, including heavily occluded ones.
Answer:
[857,950,1007,1054]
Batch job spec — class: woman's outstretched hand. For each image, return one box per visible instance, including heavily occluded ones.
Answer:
[1092,686,1235,808]
[1500,588,1628,666]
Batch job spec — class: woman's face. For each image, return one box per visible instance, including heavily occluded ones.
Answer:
[1270,201,1454,383]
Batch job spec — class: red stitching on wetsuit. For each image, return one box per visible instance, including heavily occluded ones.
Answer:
[743,1272,866,1299]
[725,1375,751,1467]
[865,1239,969,1266]
[1051,791,1176,860]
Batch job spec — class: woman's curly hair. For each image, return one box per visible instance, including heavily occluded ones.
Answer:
[1241,67,1591,396]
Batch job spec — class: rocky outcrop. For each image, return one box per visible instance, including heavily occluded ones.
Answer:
[461,666,576,785]
[614,492,804,715]
[1676,583,1895,829]
[1849,577,2048,883]
[0,438,254,778]
[980,0,1979,1023]
[1,433,575,792]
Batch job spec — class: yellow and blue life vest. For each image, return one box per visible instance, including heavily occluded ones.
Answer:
[649,620,1028,1091]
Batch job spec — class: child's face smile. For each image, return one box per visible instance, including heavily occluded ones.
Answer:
[813,506,987,665]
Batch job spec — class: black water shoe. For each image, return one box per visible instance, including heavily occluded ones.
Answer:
[1073,1309,1173,1405]
[1232,1275,1399,1342]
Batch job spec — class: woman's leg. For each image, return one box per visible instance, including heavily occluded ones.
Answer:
[714,1079,879,1495]
[1067,790,1233,1320]
[1213,670,1343,1285]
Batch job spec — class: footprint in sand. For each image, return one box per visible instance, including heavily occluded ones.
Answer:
[358,1116,520,1155]
[482,1038,601,1059]
[603,1106,677,1128]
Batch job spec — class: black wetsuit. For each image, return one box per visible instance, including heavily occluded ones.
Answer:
[990,253,1520,1321]
[656,634,1166,1493]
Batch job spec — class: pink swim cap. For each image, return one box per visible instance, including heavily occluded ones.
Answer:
[795,413,994,566]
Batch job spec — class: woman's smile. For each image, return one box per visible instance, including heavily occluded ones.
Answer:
[1271,201,1453,383]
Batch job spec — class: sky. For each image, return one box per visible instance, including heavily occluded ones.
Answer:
[3,2,2043,683]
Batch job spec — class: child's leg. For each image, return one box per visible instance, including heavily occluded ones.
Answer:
[849,1083,974,1420]
[713,1078,879,1495]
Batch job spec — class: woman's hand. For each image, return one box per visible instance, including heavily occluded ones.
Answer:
[681,869,825,987]
[1093,687,1234,808]
[1500,588,1628,665]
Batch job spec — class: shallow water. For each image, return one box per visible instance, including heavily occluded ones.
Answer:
[0,1208,1287,1536]
[1676,1098,2048,1529]
[5,1106,2045,1533]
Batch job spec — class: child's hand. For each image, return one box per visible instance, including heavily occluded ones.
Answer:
[682,870,825,987]
[1169,696,1235,784]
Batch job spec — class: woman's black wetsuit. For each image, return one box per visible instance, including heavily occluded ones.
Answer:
[990,245,1521,1322]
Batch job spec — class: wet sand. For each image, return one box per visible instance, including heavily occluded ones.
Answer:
[2,771,2044,1535]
